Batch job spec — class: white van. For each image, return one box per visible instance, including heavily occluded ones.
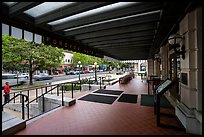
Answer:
[14,73,29,79]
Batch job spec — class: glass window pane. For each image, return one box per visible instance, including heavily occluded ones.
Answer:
[24,30,33,42]
[35,34,42,44]
[11,26,22,39]
[24,2,75,17]
[2,23,9,35]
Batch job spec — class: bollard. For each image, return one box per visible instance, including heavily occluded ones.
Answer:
[71,83,74,98]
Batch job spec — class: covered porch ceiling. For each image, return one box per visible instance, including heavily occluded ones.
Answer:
[2,2,199,60]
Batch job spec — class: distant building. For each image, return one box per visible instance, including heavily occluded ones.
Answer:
[120,60,148,75]
[53,52,73,73]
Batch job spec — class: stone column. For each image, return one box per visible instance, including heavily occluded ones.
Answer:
[160,45,169,80]
[179,6,202,111]
[147,59,154,77]
[153,59,160,76]
[175,6,202,135]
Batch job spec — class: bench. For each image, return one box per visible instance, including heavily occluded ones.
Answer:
[119,73,134,84]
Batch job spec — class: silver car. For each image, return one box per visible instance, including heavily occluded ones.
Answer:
[33,73,53,81]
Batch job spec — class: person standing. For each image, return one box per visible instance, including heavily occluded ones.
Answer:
[4,82,10,103]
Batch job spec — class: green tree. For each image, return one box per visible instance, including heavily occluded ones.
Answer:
[72,52,99,69]
[2,35,64,85]
[72,51,127,71]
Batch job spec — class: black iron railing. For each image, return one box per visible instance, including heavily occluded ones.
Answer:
[2,75,109,121]
[2,93,28,120]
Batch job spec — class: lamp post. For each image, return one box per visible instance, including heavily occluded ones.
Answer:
[77,61,82,81]
[117,65,120,72]
[109,66,112,73]
[94,62,97,82]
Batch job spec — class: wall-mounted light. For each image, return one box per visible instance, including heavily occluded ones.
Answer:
[154,53,161,64]
[168,33,186,59]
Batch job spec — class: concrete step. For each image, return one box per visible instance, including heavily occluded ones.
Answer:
[2,111,26,135]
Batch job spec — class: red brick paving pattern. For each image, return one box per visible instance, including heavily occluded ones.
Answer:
[16,78,190,135]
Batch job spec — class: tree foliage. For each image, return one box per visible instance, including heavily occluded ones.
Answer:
[72,51,128,69]
[2,35,64,84]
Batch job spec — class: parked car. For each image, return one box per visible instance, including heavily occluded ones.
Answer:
[65,70,71,75]
[66,70,75,75]
[2,78,26,87]
[89,70,94,73]
[70,70,81,75]
[75,70,80,75]
[2,73,16,79]
[52,70,60,75]
[64,70,74,75]
[83,70,89,74]
[33,73,53,81]
[14,73,29,79]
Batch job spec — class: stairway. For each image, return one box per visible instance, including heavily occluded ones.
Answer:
[2,111,26,135]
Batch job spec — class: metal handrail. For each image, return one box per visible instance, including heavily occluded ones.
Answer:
[26,85,58,105]
[25,85,60,119]
[3,78,96,120]
[25,81,81,119]
[2,93,28,119]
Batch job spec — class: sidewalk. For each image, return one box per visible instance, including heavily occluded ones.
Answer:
[50,72,128,85]
[15,76,189,135]
[2,72,129,119]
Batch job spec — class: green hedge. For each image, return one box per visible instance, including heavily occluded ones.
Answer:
[62,84,80,91]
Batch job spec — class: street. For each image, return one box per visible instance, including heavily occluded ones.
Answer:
[2,71,109,87]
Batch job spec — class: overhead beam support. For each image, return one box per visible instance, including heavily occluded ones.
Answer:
[35,2,114,24]
[88,36,153,46]
[64,12,160,36]
[53,2,162,31]
[80,31,155,43]
[9,2,43,16]
[93,41,153,48]
[74,23,157,40]
[98,44,151,49]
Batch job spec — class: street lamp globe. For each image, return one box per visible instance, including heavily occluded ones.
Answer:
[168,33,182,45]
